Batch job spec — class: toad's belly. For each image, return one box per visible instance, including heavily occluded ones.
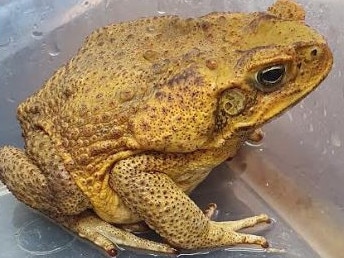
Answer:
[75,172,141,224]
[173,167,213,194]
[89,169,212,224]
[73,165,213,225]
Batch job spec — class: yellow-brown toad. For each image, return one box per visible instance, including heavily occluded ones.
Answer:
[0,0,333,255]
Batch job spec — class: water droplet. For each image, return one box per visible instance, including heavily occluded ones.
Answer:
[157,2,167,15]
[245,141,263,148]
[224,211,232,217]
[6,98,15,103]
[17,219,75,255]
[286,111,293,122]
[330,133,341,147]
[323,107,327,117]
[308,123,314,132]
[32,30,43,39]
[47,42,60,57]
[49,51,60,57]
[312,100,319,108]
[0,37,11,47]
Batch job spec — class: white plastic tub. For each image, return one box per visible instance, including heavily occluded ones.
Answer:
[0,1,343,257]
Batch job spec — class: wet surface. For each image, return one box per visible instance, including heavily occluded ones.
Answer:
[0,163,319,258]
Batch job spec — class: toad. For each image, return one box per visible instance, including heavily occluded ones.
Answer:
[0,0,333,255]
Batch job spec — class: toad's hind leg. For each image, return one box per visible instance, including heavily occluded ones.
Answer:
[217,214,271,231]
[0,146,176,255]
[110,155,270,250]
[0,146,65,215]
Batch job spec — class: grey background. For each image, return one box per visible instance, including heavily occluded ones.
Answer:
[0,0,343,257]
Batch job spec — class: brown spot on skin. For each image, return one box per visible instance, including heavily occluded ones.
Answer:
[205,59,218,70]
[154,91,165,100]
[200,21,211,31]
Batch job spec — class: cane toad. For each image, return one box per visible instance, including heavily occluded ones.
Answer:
[0,0,333,255]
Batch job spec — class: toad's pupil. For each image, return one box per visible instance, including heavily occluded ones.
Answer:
[259,65,285,85]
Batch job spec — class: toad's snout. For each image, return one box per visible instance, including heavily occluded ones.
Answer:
[295,42,333,88]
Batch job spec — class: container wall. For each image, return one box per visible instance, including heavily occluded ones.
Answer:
[0,1,343,257]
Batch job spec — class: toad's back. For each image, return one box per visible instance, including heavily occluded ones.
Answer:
[16,13,253,170]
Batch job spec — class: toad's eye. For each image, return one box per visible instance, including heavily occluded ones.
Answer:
[255,64,286,92]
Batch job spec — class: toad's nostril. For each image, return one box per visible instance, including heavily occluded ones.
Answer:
[311,48,318,56]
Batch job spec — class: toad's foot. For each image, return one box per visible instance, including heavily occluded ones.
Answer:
[217,213,271,232]
[61,212,177,256]
[212,214,271,248]
[203,204,270,233]
[203,205,270,248]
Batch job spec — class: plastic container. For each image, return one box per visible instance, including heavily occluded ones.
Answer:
[0,0,343,257]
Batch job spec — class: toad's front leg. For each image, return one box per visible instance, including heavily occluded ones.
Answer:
[110,154,270,250]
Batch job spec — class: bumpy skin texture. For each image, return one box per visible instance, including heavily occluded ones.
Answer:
[0,0,333,255]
